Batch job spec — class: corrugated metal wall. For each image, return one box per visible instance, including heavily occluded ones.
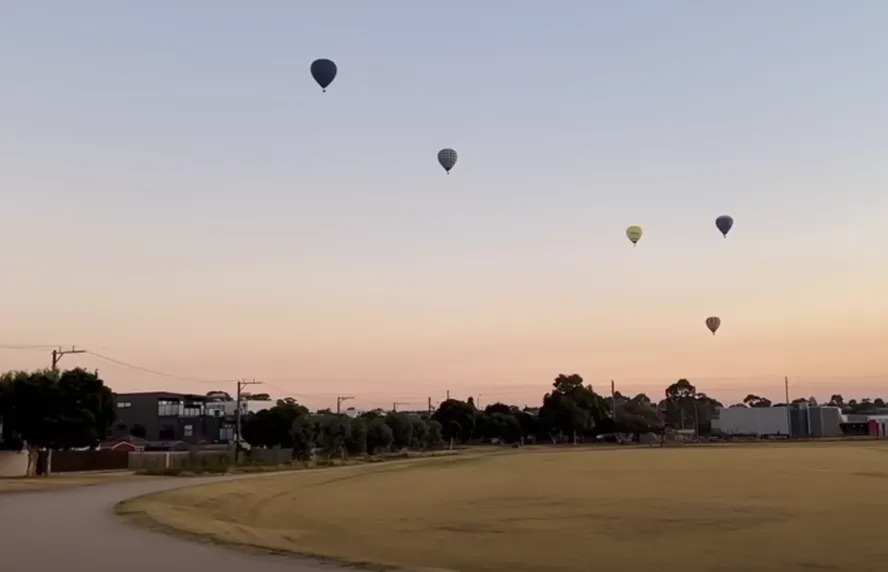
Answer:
[711,407,790,436]
[713,405,845,437]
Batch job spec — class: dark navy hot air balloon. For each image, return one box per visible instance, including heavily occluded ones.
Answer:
[715,215,734,238]
[310,59,337,92]
[438,148,457,174]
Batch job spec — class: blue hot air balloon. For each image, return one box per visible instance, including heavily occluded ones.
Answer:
[310,59,337,92]
[715,215,734,238]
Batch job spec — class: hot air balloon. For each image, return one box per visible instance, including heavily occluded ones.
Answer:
[438,148,457,174]
[715,215,734,238]
[705,316,721,335]
[626,225,643,246]
[310,59,337,92]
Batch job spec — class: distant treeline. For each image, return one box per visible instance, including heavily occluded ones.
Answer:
[239,375,887,452]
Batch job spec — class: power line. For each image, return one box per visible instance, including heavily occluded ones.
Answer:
[0,344,60,353]
[84,350,237,384]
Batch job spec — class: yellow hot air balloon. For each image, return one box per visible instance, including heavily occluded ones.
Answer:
[626,225,643,246]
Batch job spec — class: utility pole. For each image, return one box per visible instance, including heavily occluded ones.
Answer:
[611,380,617,424]
[785,376,792,438]
[392,401,407,413]
[234,378,262,464]
[477,394,482,409]
[428,397,433,415]
[336,395,354,415]
[51,346,85,372]
[446,390,450,400]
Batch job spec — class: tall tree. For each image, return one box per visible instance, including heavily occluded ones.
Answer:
[661,379,698,430]
[539,374,609,443]
[0,369,115,451]
[432,399,476,444]
[384,412,414,450]
[241,400,309,447]
[743,394,772,408]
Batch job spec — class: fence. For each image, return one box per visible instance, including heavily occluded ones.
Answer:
[244,448,294,464]
[50,450,130,473]
[127,450,232,472]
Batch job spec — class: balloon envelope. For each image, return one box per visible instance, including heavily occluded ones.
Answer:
[438,148,457,173]
[626,225,643,245]
[310,59,337,91]
[715,215,734,237]
[705,316,721,335]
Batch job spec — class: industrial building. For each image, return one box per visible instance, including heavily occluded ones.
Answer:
[711,404,844,438]
[841,413,888,437]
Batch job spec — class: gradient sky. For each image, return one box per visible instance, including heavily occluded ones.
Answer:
[1,1,886,410]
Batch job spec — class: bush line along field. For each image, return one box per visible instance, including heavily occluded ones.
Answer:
[118,442,888,572]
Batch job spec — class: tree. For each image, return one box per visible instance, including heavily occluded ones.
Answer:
[384,412,413,450]
[408,416,430,449]
[615,399,665,439]
[743,394,772,408]
[693,393,723,435]
[366,418,394,454]
[513,409,540,443]
[425,419,444,448]
[291,415,315,460]
[313,414,351,458]
[483,412,522,443]
[0,368,115,475]
[345,417,368,455]
[432,399,476,444]
[539,374,609,443]
[484,402,513,416]
[241,400,309,448]
[661,379,697,430]
[0,369,115,450]
[828,394,844,407]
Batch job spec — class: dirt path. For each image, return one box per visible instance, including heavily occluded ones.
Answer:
[0,475,349,571]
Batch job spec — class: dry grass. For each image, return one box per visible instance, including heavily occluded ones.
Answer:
[118,442,888,572]
[0,470,142,493]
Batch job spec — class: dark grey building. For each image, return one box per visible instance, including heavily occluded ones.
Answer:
[112,392,234,444]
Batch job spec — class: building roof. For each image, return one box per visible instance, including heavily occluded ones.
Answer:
[114,391,209,401]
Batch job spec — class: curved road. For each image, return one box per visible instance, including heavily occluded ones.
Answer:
[0,476,349,571]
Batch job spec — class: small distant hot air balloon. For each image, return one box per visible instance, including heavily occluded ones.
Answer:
[705,316,721,335]
[715,215,734,238]
[626,225,643,246]
[438,148,457,174]
[310,59,337,92]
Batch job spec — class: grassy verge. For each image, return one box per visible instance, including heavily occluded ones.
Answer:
[117,443,888,572]
[0,470,143,493]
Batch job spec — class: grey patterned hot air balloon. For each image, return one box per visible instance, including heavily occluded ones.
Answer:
[705,316,721,335]
[438,148,457,174]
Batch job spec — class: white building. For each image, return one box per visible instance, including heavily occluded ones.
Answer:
[712,405,843,437]
[713,406,791,436]
[204,399,273,418]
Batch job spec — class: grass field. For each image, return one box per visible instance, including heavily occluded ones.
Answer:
[0,470,142,493]
[118,442,888,572]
